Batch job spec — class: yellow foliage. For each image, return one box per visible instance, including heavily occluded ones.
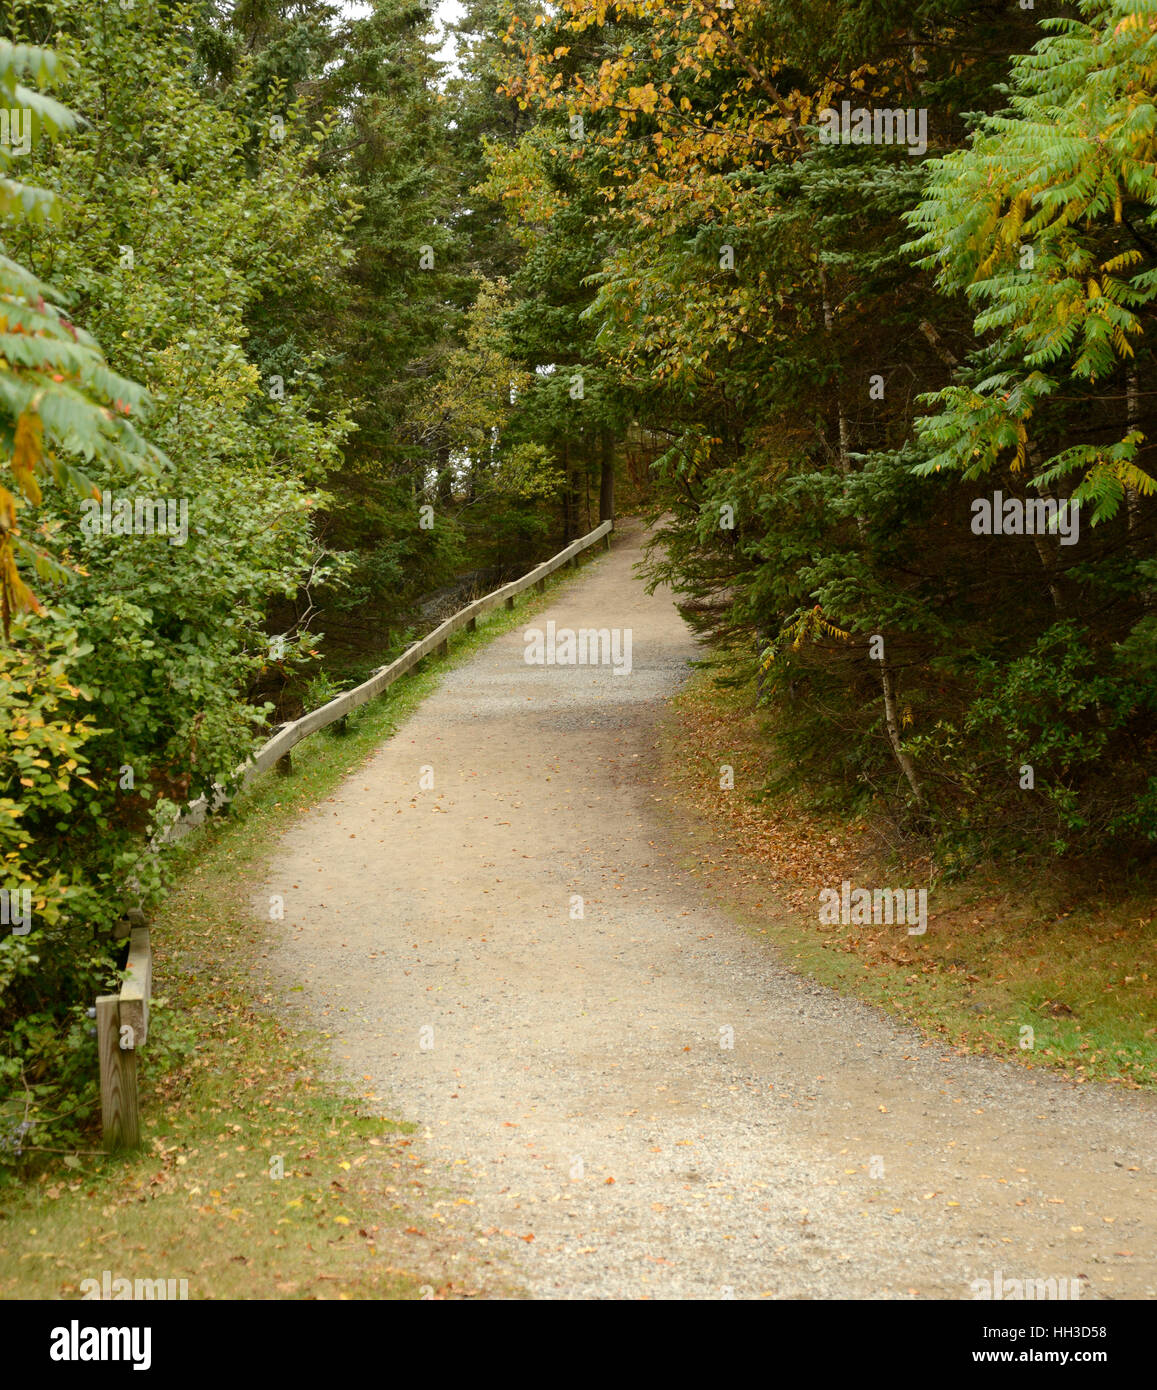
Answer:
[11,411,43,506]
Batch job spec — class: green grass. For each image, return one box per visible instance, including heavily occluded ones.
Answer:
[0,547,607,1299]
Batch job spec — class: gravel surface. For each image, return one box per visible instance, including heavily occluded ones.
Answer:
[257,521,1157,1300]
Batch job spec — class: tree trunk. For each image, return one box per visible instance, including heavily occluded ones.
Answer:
[1021,443,1066,616]
[822,266,927,811]
[435,443,453,506]
[561,441,575,542]
[1127,367,1142,535]
[599,429,615,522]
[879,654,927,812]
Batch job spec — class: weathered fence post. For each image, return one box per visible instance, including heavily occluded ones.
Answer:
[97,996,139,1151]
[98,925,150,1152]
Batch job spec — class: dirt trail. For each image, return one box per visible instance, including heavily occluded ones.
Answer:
[258,521,1156,1299]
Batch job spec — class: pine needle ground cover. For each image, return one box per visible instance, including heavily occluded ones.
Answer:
[660,655,1155,1090]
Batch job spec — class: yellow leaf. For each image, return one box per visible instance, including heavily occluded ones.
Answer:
[11,411,43,505]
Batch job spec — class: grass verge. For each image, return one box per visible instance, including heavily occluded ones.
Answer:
[658,654,1156,1090]
[0,546,609,1299]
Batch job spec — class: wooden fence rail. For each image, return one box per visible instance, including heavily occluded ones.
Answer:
[99,519,613,1147]
[164,518,612,841]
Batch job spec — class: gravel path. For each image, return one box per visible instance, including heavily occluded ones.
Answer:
[257,521,1157,1300]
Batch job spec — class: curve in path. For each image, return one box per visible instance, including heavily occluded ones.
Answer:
[258,520,1157,1300]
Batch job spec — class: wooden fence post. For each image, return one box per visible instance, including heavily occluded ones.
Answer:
[98,925,150,1152]
[97,995,139,1152]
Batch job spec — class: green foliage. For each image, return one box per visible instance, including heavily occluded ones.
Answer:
[907,0,1157,518]
[0,36,166,634]
[0,1,358,1151]
[0,619,115,1161]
